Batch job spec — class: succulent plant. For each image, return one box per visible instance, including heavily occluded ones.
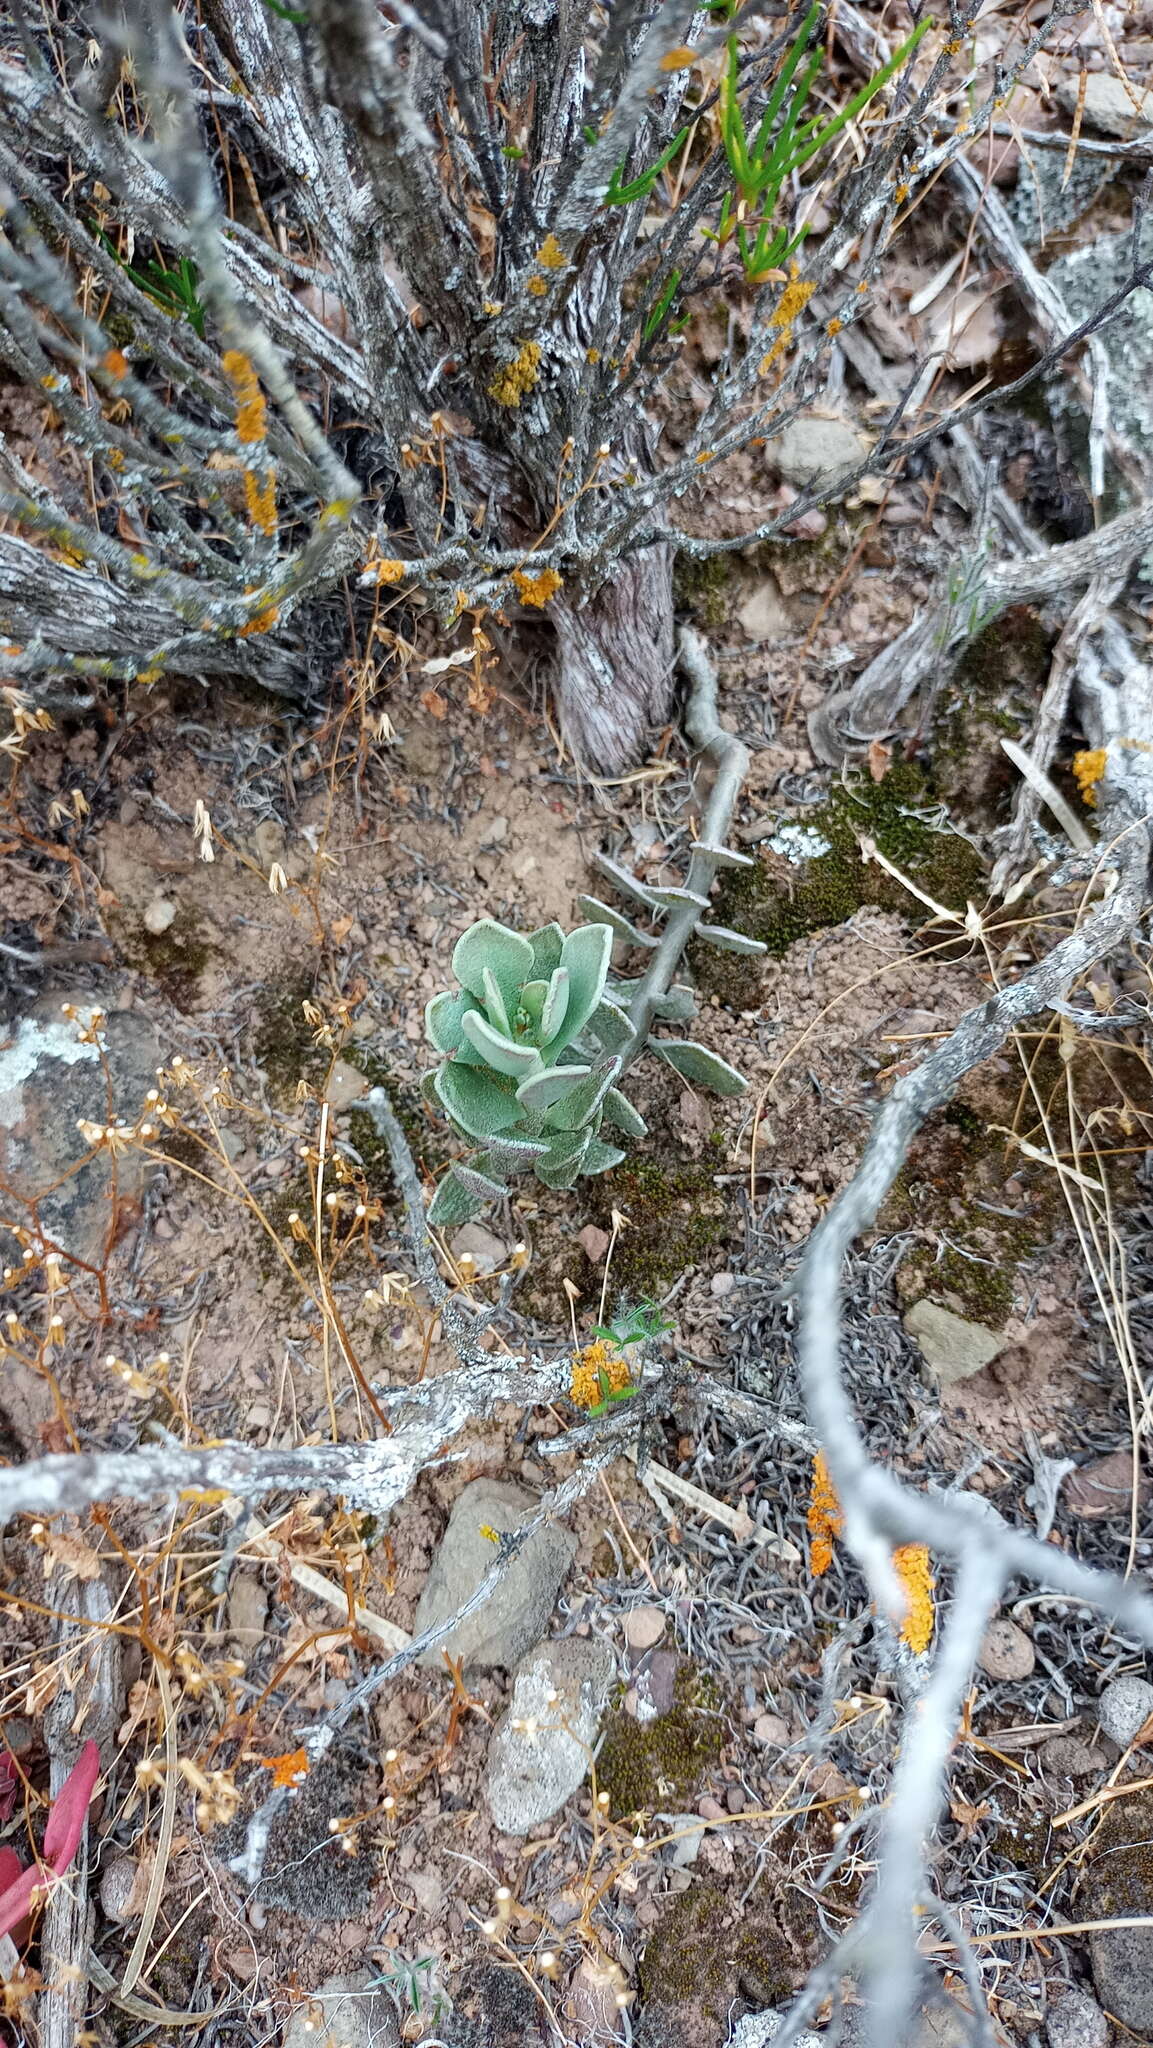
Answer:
[423,915,750,1226]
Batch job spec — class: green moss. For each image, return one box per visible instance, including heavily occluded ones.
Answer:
[1079,1793,1153,1923]
[117,906,213,1005]
[989,1815,1052,1875]
[251,972,322,1102]
[674,553,731,630]
[639,1885,789,2013]
[901,1243,1016,1330]
[597,1663,728,1817]
[691,760,985,1003]
[597,1156,727,1297]
[932,606,1053,824]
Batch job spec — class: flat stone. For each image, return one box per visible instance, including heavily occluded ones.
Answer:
[1097,1672,1153,1748]
[1038,1736,1105,1778]
[413,1477,576,1670]
[227,1573,268,1645]
[737,576,789,643]
[731,2010,823,2048]
[485,1635,615,1833]
[753,1713,790,1748]
[765,413,870,489]
[904,1300,1006,1385]
[978,1619,1036,1681]
[323,1058,369,1111]
[837,1995,975,2047]
[577,1223,611,1264]
[0,996,160,1266]
[1046,1984,1110,2048]
[1057,73,1153,138]
[1065,1449,1150,1520]
[281,1971,401,2048]
[448,1222,507,1275]
[622,1604,666,1651]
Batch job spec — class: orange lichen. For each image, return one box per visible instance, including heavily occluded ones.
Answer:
[222,349,266,444]
[893,1544,935,1653]
[808,1451,842,1577]
[243,467,278,536]
[535,234,567,270]
[512,565,563,608]
[527,274,549,296]
[261,1748,309,1787]
[102,349,129,379]
[660,45,697,70]
[366,557,408,584]
[570,1338,632,1410]
[237,602,279,637]
[1073,748,1107,807]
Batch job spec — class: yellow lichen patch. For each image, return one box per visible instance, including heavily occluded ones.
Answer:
[512,565,563,608]
[222,349,266,444]
[893,1544,934,1653]
[807,1451,842,1577]
[366,557,408,584]
[759,275,817,372]
[1073,748,1107,807]
[535,234,567,271]
[243,467,278,536]
[527,274,549,296]
[660,44,697,69]
[489,340,542,407]
[570,1338,632,1410]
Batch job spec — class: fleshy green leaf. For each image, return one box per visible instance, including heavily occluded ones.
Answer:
[556,924,613,1047]
[693,923,768,957]
[460,1009,542,1077]
[583,1137,627,1174]
[539,966,570,1046]
[534,1126,592,1189]
[453,1163,510,1201]
[517,979,550,1030]
[576,895,657,948]
[451,919,534,1003]
[435,1062,521,1138]
[548,1056,621,1132]
[527,922,565,977]
[428,1170,486,1227]
[481,965,514,1036]
[646,885,710,910]
[651,984,696,1021]
[425,990,479,1053]
[515,1063,592,1114]
[602,1086,648,1137]
[587,997,633,1052]
[652,1040,748,1094]
[475,1135,551,1172]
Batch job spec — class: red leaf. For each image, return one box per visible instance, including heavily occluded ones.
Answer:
[0,1854,38,1945]
[42,1740,100,1870]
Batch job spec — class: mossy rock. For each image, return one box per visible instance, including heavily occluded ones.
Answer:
[691,759,985,1005]
[597,1664,727,1817]
[674,553,731,630]
[251,971,323,1101]
[116,904,214,1008]
[639,1882,790,2017]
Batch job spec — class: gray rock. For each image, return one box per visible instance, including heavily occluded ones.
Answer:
[1046,1985,1109,2048]
[978,1618,1036,1681]
[1097,1672,1153,1748]
[834,1992,976,2046]
[1065,1449,1151,1520]
[1056,73,1153,138]
[485,1635,615,1833]
[904,1300,1006,1385]
[413,1477,576,1670]
[1038,1736,1105,1779]
[1008,150,1109,252]
[1089,1916,1153,2036]
[281,1972,401,2048]
[731,2010,823,2048]
[765,414,870,488]
[0,995,160,1265]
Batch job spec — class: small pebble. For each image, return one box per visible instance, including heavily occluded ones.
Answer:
[710,1270,736,1298]
[697,1795,725,1821]
[623,1604,666,1651]
[142,896,176,935]
[753,1713,790,1747]
[977,1619,1035,1681]
[1097,1672,1153,1748]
